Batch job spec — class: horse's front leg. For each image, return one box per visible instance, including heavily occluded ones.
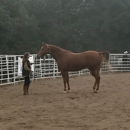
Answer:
[66,72,71,92]
[61,71,67,93]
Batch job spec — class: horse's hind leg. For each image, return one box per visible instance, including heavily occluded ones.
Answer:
[95,71,100,93]
[61,71,67,93]
[66,73,71,92]
[93,80,97,91]
[90,70,97,92]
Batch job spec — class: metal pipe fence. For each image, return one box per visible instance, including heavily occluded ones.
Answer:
[0,54,130,86]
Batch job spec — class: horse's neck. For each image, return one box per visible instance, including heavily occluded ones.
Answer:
[49,45,64,60]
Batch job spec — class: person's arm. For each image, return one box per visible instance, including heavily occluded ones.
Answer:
[24,62,32,71]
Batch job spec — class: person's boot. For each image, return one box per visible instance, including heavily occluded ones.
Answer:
[23,86,27,95]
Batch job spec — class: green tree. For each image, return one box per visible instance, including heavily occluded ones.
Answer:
[1,0,130,54]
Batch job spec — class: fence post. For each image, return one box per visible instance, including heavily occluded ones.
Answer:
[0,57,2,84]
[32,54,36,81]
[108,54,111,73]
[13,56,16,85]
[53,59,55,78]
[5,55,10,83]
[39,58,42,78]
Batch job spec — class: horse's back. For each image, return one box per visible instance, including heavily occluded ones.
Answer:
[58,50,102,71]
[79,51,102,69]
[71,50,101,62]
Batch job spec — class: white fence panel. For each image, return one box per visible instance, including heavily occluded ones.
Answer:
[110,54,130,72]
[0,53,130,86]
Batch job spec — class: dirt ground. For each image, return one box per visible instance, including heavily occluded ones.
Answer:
[0,73,130,130]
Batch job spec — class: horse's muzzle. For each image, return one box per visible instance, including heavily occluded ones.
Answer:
[36,54,40,58]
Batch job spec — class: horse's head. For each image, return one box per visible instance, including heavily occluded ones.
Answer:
[37,42,51,57]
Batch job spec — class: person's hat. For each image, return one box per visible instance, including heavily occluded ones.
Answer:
[124,51,128,54]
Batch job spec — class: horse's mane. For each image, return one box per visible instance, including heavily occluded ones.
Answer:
[48,44,72,53]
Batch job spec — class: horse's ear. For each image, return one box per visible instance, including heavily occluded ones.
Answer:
[42,42,44,45]
[42,42,46,46]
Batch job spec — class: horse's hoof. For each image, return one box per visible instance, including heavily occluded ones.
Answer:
[23,93,27,95]
[94,90,98,93]
[68,90,71,93]
[63,91,66,93]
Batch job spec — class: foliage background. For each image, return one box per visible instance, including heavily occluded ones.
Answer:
[0,0,130,54]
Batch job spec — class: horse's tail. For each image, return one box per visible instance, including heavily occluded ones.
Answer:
[99,51,109,63]
[98,51,111,69]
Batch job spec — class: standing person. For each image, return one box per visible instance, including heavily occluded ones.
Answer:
[122,51,129,71]
[22,52,33,95]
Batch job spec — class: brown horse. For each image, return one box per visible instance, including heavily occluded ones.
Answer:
[37,42,110,93]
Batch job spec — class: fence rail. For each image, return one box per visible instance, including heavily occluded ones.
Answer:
[0,54,130,86]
